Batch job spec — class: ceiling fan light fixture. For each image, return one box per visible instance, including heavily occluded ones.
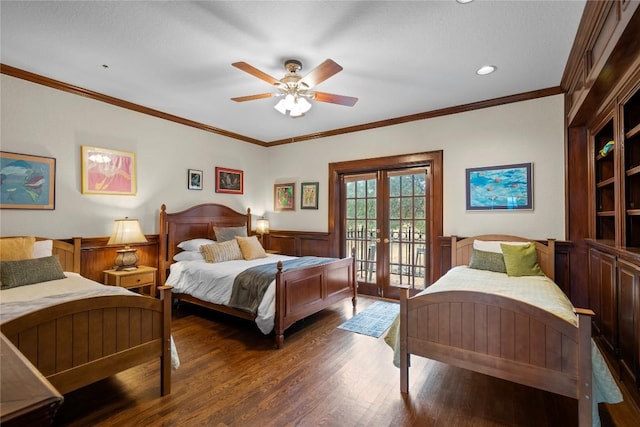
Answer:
[274,98,288,114]
[476,65,497,75]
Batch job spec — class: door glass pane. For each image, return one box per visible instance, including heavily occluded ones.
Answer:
[344,173,377,283]
[388,169,428,290]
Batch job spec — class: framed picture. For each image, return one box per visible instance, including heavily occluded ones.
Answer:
[215,167,243,194]
[300,182,319,209]
[0,151,55,210]
[81,146,136,195]
[188,169,203,190]
[274,182,295,211]
[466,162,533,210]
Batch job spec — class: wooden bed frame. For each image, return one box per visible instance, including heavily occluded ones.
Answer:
[158,203,357,348]
[0,237,173,396]
[399,235,595,426]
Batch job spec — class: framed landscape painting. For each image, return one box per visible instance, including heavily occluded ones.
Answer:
[81,146,136,195]
[466,163,533,210]
[274,182,295,211]
[0,151,55,209]
[215,167,243,194]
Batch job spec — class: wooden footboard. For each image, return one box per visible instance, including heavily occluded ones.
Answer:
[399,288,595,426]
[1,286,173,396]
[274,255,357,348]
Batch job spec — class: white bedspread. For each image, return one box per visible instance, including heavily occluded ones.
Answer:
[0,272,180,369]
[166,254,296,334]
[384,266,622,427]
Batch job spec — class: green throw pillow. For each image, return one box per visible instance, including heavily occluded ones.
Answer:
[0,255,66,289]
[500,243,544,277]
[469,248,506,273]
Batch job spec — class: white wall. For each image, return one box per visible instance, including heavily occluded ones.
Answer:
[1,75,565,240]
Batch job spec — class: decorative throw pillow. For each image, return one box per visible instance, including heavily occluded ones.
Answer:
[0,236,36,261]
[213,226,247,242]
[500,243,544,277]
[173,251,205,262]
[235,236,267,260]
[32,239,53,258]
[177,238,215,252]
[200,240,243,263]
[0,255,66,289]
[468,248,506,273]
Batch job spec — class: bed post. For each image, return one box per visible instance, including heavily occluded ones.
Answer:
[350,246,357,308]
[576,308,595,426]
[159,285,172,396]
[450,235,459,267]
[400,286,410,393]
[274,261,285,349]
[159,204,168,284]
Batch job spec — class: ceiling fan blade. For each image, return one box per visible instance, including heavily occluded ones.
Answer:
[232,62,281,86]
[313,91,358,107]
[231,93,275,102]
[299,59,343,88]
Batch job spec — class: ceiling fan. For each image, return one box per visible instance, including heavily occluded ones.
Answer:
[231,59,358,118]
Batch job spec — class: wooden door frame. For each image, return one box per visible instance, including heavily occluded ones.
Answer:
[328,150,444,284]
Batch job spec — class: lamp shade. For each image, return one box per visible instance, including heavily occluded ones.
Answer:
[256,218,270,235]
[107,218,147,246]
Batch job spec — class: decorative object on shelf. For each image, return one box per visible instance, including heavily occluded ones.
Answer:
[274,182,295,211]
[215,167,243,194]
[256,218,270,238]
[0,151,55,210]
[466,163,533,211]
[81,146,136,195]
[599,140,615,157]
[301,182,319,210]
[188,169,203,190]
[107,217,147,270]
[230,59,358,118]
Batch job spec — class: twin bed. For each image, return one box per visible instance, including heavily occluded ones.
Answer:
[0,237,174,397]
[395,235,622,427]
[158,203,357,348]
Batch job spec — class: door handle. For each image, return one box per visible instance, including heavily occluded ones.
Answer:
[383,238,389,244]
[376,238,381,243]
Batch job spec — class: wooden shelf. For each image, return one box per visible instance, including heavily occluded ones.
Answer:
[597,177,615,187]
[627,209,640,216]
[596,150,615,161]
[625,122,640,139]
[626,165,640,176]
[597,211,616,216]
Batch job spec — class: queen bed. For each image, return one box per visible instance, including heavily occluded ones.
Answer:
[393,235,622,427]
[0,236,174,396]
[158,203,357,348]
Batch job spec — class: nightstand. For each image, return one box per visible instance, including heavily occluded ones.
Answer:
[103,265,157,297]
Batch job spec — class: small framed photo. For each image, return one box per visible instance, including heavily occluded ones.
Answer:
[1,151,56,210]
[188,169,203,190]
[466,162,533,210]
[81,146,136,195]
[300,182,319,209]
[215,167,243,194]
[274,182,295,211]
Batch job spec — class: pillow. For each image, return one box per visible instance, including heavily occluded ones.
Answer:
[500,243,544,277]
[0,255,66,289]
[0,236,36,261]
[32,239,53,258]
[468,248,506,273]
[173,251,204,262]
[235,236,267,260]
[177,238,215,252]
[213,226,247,242]
[200,240,243,263]
[473,239,530,254]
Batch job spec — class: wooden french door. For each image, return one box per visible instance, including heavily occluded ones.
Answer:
[343,167,431,299]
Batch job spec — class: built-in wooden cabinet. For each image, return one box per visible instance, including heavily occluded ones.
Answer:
[623,86,640,247]
[617,259,639,387]
[589,248,618,353]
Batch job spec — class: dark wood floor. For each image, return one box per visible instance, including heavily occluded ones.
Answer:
[53,296,640,426]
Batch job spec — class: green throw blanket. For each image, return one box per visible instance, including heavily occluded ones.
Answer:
[228,257,336,316]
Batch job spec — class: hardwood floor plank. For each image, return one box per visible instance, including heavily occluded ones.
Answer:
[52,297,639,426]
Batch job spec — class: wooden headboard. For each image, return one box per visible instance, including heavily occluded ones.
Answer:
[158,203,251,284]
[0,236,81,273]
[450,235,555,280]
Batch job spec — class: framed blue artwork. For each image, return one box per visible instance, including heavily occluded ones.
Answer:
[1,151,55,210]
[466,163,532,210]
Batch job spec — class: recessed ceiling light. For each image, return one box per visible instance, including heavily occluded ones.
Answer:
[476,65,496,75]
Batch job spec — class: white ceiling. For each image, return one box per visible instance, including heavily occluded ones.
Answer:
[0,1,586,144]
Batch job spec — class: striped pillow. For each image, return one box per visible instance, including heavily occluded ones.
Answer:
[200,240,243,263]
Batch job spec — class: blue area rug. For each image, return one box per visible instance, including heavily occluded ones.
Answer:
[338,301,399,338]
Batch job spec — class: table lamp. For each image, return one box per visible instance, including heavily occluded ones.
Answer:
[107,217,147,270]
